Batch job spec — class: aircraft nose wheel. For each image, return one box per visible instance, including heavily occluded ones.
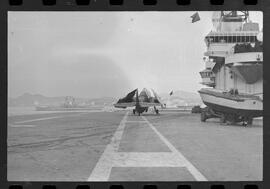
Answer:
[155,109,159,115]
[133,109,136,115]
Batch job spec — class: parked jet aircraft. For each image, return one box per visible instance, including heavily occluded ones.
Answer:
[114,88,164,115]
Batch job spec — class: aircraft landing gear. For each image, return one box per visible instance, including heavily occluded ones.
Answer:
[154,106,159,115]
[242,117,253,126]
[133,109,136,115]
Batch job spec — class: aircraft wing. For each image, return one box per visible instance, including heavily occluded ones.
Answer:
[114,102,136,108]
[151,89,165,108]
[114,89,137,108]
[139,102,162,108]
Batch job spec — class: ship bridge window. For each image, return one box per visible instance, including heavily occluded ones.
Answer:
[228,36,232,43]
[219,36,222,41]
[246,36,250,42]
[206,34,257,44]
[240,36,245,42]
[237,36,240,42]
[200,71,213,78]
[250,36,256,42]
[219,36,226,43]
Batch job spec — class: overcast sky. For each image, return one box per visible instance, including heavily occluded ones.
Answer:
[8,11,262,98]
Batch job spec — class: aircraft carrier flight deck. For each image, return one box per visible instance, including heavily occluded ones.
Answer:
[7,110,262,181]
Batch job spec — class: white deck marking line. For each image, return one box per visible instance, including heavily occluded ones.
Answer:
[88,112,129,181]
[14,112,89,124]
[142,116,207,181]
[9,124,35,128]
[125,121,147,123]
[15,116,64,124]
[88,112,207,181]
[104,152,186,167]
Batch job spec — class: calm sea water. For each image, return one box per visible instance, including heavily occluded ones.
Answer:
[8,106,111,117]
[8,106,58,116]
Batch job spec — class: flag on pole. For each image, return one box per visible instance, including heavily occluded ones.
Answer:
[169,91,173,96]
[191,12,200,23]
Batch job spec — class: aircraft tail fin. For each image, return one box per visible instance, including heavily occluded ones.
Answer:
[151,89,165,108]
[117,88,138,103]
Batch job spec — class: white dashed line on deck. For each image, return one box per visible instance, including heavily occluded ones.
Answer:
[142,116,207,181]
[15,116,64,124]
[14,112,89,124]
[9,124,36,128]
[88,111,207,181]
[88,112,129,181]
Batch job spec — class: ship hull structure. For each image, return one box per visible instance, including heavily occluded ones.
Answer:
[199,89,263,119]
[199,11,263,124]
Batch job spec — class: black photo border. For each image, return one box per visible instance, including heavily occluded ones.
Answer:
[0,0,269,189]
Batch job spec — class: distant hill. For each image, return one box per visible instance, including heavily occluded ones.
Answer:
[159,90,202,107]
[8,90,202,108]
[8,93,117,107]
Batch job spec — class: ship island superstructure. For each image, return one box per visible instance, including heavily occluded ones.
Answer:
[198,11,263,125]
